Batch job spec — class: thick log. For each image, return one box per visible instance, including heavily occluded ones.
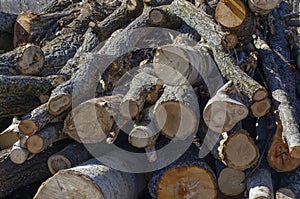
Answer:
[0,44,44,75]
[276,188,296,199]
[0,75,65,99]
[93,0,143,41]
[41,0,82,13]
[167,0,268,102]
[35,158,144,199]
[0,140,69,198]
[203,81,249,133]
[153,84,199,139]
[63,95,125,143]
[267,113,300,172]
[18,103,64,136]
[279,166,300,198]
[254,36,300,158]
[215,0,255,43]
[47,142,92,174]
[9,137,30,165]
[248,0,279,15]
[0,117,19,149]
[148,146,217,198]
[250,98,271,118]
[218,129,259,170]
[26,122,67,154]
[119,67,163,119]
[0,93,41,118]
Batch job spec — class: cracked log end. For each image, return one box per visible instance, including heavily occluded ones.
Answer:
[19,44,45,75]
[157,165,217,198]
[10,141,30,165]
[48,94,72,115]
[218,167,245,196]
[149,8,166,25]
[119,99,139,119]
[129,126,152,148]
[47,154,72,175]
[154,101,197,139]
[26,135,44,154]
[253,87,268,101]
[219,130,259,170]
[276,188,296,199]
[250,98,271,117]
[19,119,39,135]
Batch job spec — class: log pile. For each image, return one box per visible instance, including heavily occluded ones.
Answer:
[0,0,299,198]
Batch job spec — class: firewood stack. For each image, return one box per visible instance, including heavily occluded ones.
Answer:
[0,0,299,198]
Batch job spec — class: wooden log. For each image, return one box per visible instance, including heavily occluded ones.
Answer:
[0,32,14,53]
[40,0,82,13]
[203,81,249,133]
[247,169,274,199]
[167,0,268,102]
[0,11,17,33]
[26,122,67,154]
[216,160,246,196]
[143,0,173,6]
[0,43,44,75]
[18,103,64,136]
[153,84,199,139]
[279,166,300,198]
[9,137,30,165]
[0,117,19,149]
[47,142,92,174]
[250,98,271,118]
[0,75,65,99]
[276,188,296,199]
[218,129,259,170]
[248,0,280,15]
[119,67,163,119]
[215,0,255,43]
[0,0,52,14]
[0,93,41,118]
[267,112,300,172]
[93,0,143,42]
[148,146,217,198]
[254,35,300,158]
[0,140,69,198]
[35,158,144,199]
[63,95,125,143]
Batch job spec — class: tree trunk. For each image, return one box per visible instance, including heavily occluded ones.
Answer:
[47,142,92,174]
[153,84,199,139]
[0,44,44,75]
[218,129,259,170]
[34,158,145,199]
[26,122,67,154]
[0,140,69,198]
[203,81,249,133]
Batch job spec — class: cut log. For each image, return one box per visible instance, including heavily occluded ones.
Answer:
[167,0,268,102]
[47,142,92,174]
[203,81,249,133]
[250,98,271,118]
[0,140,69,198]
[0,117,20,149]
[216,160,246,196]
[0,93,41,118]
[63,95,125,143]
[9,138,30,165]
[0,43,44,75]
[35,158,145,199]
[148,147,217,198]
[93,0,143,42]
[153,84,199,139]
[119,67,163,119]
[26,122,67,154]
[276,188,296,199]
[18,103,65,136]
[267,112,300,172]
[0,75,65,98]
[248,0,280,15]
[218,129,259,170]
[215,0,255,43]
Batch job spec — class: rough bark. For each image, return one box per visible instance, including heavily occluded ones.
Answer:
[203,81,249,133]
[41,0,82,13]
[0,140,69,198]
[153,84,199,139]
[35,158,145,199]
[276,188,296,199]
[0,44,44,75]
[218,129,259,170]
[0,0,52,14]
[248,0,280,15]
[18,103,65,136]
[63,95,126,143]
[279,165,300,198]
[26,122,67,154]
[47,142,92,174]
[0,117,20,149]
[0,11,17,33]
[167,0,268,102]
